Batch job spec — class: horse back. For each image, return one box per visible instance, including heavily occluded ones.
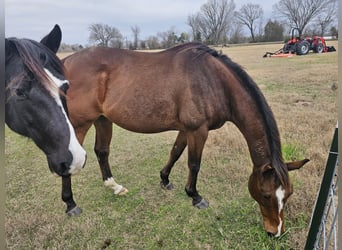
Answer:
[63,45,230,133]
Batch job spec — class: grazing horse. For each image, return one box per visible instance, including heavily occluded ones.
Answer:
[5,25,87,215]
[62,43,309,236]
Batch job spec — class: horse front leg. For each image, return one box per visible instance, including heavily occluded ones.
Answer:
[94,116,128,195]
[185,126,209,209]
[160,131,187,190]
[62,176,82,216]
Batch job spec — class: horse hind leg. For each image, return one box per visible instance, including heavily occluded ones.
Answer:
[160,131,187,190]
[185,126,209,209]
[94,116,128,195]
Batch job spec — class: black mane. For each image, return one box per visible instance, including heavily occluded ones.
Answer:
[6,37,64,89]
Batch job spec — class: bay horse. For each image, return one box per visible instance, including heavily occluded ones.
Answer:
[5,25,87,215]
[62,43,309,237]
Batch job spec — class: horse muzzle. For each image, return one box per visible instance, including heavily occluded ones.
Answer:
[264,219,284,238]
[68,149,87,175]
[47,149,87,177]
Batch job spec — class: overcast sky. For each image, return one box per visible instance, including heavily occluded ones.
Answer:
[5,0,278,45]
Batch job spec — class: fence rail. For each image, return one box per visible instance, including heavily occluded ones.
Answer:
[304,125,338,250]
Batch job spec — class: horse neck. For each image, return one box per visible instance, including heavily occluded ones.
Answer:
[229,90,278,168]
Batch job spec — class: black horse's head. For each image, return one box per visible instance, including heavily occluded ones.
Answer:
[5,25,86,177]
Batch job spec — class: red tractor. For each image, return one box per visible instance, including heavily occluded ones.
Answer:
[263,28,336,57]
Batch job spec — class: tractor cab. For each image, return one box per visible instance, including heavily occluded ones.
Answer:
[283,28,309,55]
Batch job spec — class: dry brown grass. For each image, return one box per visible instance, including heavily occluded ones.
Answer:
[6,41,338,249]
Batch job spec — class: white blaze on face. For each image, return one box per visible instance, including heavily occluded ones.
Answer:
[275,186,285,237]
[44,68,86,175]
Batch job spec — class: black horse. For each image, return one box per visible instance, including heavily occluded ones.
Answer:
[5,25,87,215]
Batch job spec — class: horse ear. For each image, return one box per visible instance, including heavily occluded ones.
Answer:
[40,24,62,53]
[286,159,310,171]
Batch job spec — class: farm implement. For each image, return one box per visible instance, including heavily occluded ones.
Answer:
[263,28,336,57]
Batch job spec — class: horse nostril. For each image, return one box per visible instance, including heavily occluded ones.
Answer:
[58,162,71,177]
[267,232,275,237]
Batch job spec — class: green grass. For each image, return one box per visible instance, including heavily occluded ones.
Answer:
[5,41,337,249]
[3,125,311,250]
[282,143,305,162]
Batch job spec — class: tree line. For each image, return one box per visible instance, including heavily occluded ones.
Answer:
[62,0,338,51]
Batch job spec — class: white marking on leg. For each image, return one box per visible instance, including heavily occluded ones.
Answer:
[44,69,86,175]
[104,177,128,195]
[275,186,285,237]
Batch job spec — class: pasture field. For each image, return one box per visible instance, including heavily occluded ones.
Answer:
[6,41,338,249]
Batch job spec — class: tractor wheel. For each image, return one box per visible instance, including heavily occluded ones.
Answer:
[296,40,310,55]
[314,43,324,53]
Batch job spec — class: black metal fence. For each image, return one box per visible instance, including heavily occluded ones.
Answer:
[305,125,338,250]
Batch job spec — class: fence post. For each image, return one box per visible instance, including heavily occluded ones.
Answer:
[304,124,338,250]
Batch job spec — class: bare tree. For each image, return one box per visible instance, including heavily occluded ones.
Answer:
[315,0,337,36]
[146,36,160,49]
[187,13,202,41]
[187,0,236,44]
[228,21,245,44]
[235,3,263,42]
[131,25,141,50]
[201,0,236,44]
[157,27,178,48]
[178,32,190,43]
[264,19,284,41]
[88,23,123,48]
[273,0,335,36]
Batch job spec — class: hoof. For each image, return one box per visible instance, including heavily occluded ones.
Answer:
[117,187,129,196]
[193,198,209,209]
[161,181,174,190]
[66,206,82,216]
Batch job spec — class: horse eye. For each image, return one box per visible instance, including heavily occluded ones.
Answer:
[15,88,28,98]
[40,53,47,63]
[262,194,271,200]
